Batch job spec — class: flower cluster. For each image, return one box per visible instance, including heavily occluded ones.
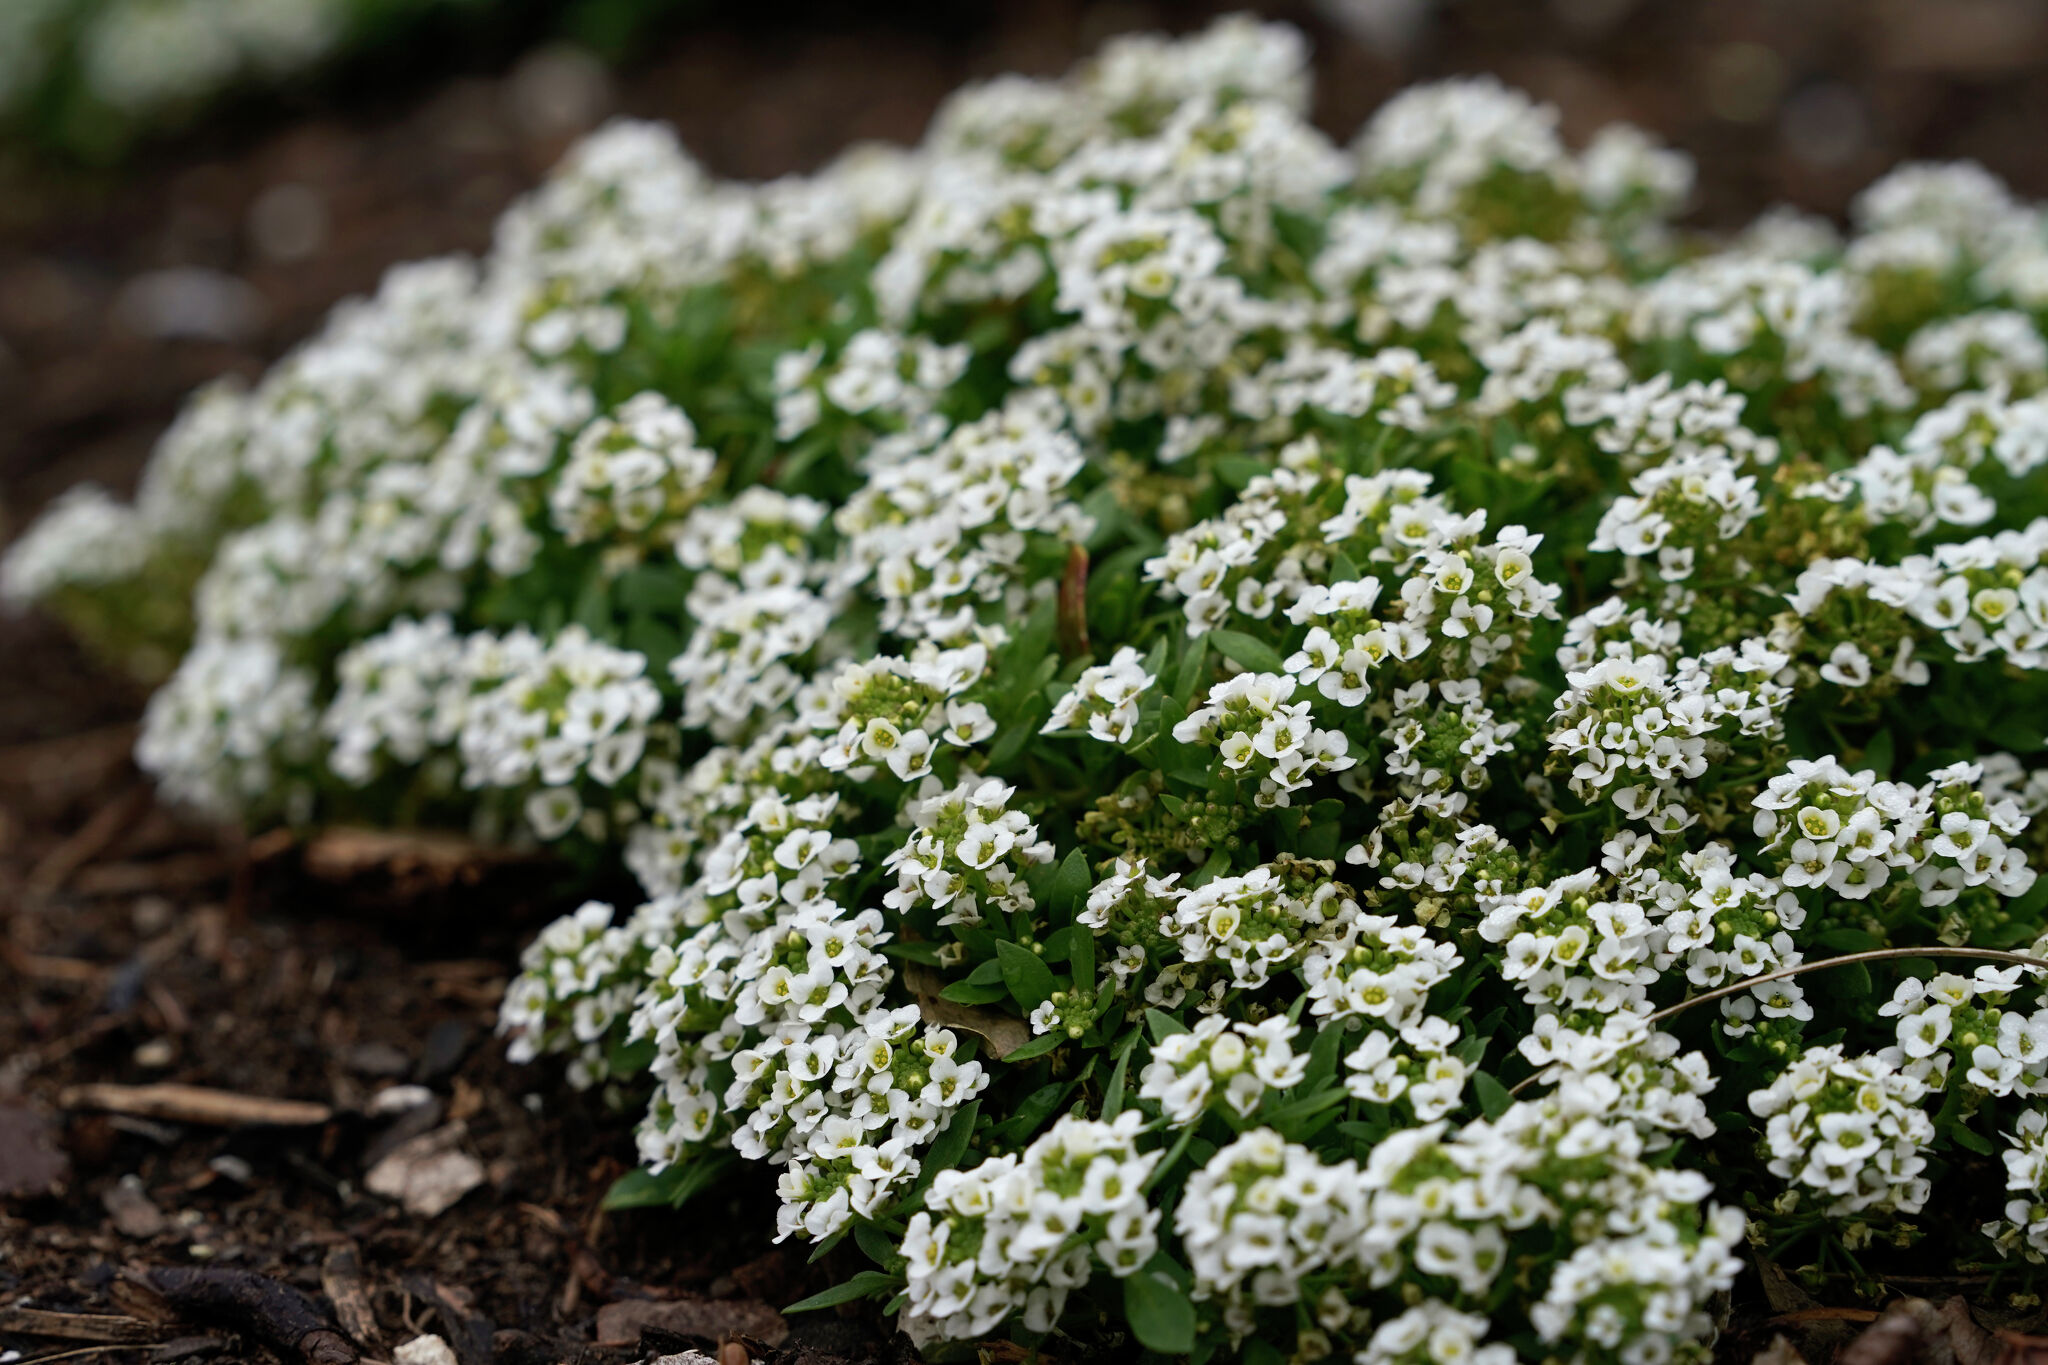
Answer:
[1176,1129,1362,1312]
[901,1113,1162,1338]
[1171,673,1356,808]
[1747,1044,1937,1216]
[1138,1016,1308,1127]
[882,776,1056,928]
[1043,647,1158,745]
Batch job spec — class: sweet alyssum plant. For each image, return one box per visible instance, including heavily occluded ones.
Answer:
[12,16,2048,1362]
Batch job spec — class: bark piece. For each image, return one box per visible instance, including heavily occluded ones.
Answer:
[147,1267,355,1365]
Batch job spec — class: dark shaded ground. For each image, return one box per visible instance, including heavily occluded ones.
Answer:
[6,3,2048,1363]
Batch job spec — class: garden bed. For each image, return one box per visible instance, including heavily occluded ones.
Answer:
[8,6,2048,1365]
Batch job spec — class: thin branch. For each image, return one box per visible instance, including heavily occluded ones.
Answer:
[1643,946,2048,1027]
[1506,946,2048,1097]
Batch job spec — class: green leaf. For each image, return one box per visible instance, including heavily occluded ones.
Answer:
[993,1080,1069,1143]
[1050,847,1092,915]
[1260,1085,1347,1136]
[996,940,1058,1010]
[1472,1070,1514,1120]
[923,1101,980,1176]
[1071,925,1096,991]
[1950,1123,1994,1156]
[1214,455,1272,490]
[855,1221,902,1269]
[1102,1047,1131,1121]
[600,1168,675,1211]
[987,704,1047,769]
[1298,1023,1345,1095]
[1243,1340,1288,1365]
[1001,1031,1063,1063]
[1861,727,1895,776]
[806,1226,849,1264]
[601,1151,736,1211]
[785,1270,901,1314]
[1172,641,1207,707]
[1146,1009,1189,1044]
[1207,629,1285,675]
[939,979,1011,1006]
[1143,1124,1198,1193]
[606,1036,656,1078]
[1124,1267,1197,1354]
[1038,926,1084,963]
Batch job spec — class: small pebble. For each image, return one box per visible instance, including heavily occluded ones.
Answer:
[392,1335,459,1365]
[103,1174,167,1238]
[370,1084,436,1116]
[134,1038,175,1069]
[207,1155,253,1184]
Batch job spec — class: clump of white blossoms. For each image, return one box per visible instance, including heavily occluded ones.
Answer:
[14,14,2048,1361]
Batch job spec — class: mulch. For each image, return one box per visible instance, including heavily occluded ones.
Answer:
[6,3,2048,1363]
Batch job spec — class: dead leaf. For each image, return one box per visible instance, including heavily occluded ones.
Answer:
[904,963,1031,1060]
[1838,1297,2001,1365]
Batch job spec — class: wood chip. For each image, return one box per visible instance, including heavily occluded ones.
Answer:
[60,1082,333,1128]
[0,1307,159,1344]
[903,962,1032,1060]
[320,1245,380,1349]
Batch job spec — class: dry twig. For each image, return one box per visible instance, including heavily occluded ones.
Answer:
[60,1082,332,1127]
[0,1308,157,1344]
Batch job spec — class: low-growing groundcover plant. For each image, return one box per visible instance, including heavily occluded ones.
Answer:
[13,15,2048,1362]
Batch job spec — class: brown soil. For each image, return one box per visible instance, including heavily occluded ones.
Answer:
[5,4,2048,1363]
